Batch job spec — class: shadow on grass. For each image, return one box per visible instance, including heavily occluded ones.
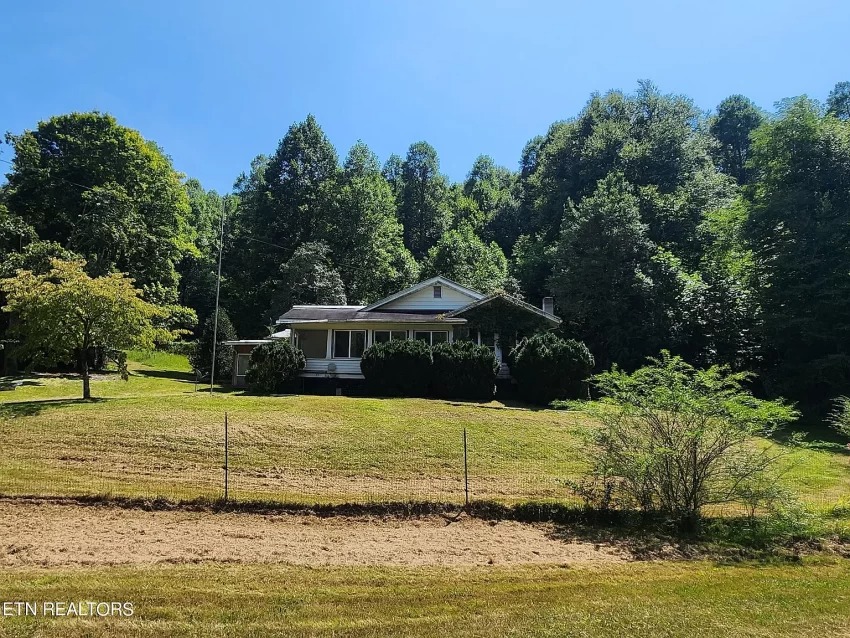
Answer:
[0,397,109,419]
[131,368,196,382]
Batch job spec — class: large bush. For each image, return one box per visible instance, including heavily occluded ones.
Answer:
[510,333,594,404]
[245,340,306,394]
[582,351,798,530]
[431,340,499,400]
[189,310,236,381]
[360,339,432,397]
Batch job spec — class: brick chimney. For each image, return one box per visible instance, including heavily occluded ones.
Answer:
[542,297,554,315]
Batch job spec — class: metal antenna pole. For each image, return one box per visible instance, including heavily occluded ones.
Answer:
[209,197,227,394]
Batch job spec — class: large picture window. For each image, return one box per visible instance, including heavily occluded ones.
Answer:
[373,330,407,344]
[413,331,449,346]
[295,330,329,359]
[333,330,366,358]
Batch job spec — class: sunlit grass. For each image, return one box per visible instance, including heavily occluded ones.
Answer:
[1,559,850,637]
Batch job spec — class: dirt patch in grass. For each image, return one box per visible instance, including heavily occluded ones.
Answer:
[0,499,631,568]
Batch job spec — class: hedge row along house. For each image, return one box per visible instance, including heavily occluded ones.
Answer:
[226,276,561,390]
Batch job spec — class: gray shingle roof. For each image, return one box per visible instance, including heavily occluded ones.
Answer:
[277,307,466,324]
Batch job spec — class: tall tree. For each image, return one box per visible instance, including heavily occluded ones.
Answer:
[395,142,451,259]
[827,81,850,121]
[330,142,418,303]
[550,173,688,369]
[709,95,766,184]
[421,223,508,294]
[744,97,850,407]
[3,112,192,304]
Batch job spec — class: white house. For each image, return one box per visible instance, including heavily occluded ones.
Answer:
[226,276,560,388]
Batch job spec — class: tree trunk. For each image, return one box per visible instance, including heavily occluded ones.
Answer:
[82,352,91,400]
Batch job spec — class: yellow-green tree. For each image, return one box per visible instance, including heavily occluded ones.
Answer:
[1,259,174,399]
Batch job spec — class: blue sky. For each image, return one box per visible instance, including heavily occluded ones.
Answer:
[2,0,849,193]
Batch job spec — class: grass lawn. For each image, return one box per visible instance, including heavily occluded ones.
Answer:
[1,559,850,637]
[1,351,849,507]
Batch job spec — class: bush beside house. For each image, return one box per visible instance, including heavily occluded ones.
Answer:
[510,333,595,404]
[189,311,236,381]
[245,340,306,394]
[431,341,499,400]
[360,339,432,397]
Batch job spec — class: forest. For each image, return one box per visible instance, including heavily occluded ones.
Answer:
[1,80,849,419]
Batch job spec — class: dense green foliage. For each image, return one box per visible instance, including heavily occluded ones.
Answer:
[360,339,433,397]
[244,340,306,394]
[2,80,849,421]
[430,340,499,400]
[188,310,237,381]
[583,352,799,529]
[510,333,595,404]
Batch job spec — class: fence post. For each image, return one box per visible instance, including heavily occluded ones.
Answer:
[463,428,469,508]
[224,412,229,502]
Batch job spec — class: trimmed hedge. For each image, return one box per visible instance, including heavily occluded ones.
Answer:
[510,333,594,404]
[431,341,499,400]
[360,339,432,397]
[245,340,306,394]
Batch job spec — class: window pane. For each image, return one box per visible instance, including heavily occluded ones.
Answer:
[432,331,448,344]
[414,331,430,344]
[351,331,366,358]
[433,285,442,298]
[391,330,407,341]
[481,332,496,349]
[374,330,390,344]
[333,331,350,358]
[297,330,328,358]
[236,354,251,376]
[454,326,472,342]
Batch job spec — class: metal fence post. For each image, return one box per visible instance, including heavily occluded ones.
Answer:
[463,428,469,508]
[224,412,229,502]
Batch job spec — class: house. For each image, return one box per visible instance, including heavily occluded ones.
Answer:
[226,276,561,389]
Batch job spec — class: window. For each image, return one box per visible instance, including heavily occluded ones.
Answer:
[480,332,496,351]
[373,330,407,344]
[333,330,366,358]
[453,326,473,342]
[433,285,442,298]
[236,353,251,376]
[295,330,328,358]
[414,330,449,346]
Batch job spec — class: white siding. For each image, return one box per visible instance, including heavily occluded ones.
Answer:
[380,285,477,311]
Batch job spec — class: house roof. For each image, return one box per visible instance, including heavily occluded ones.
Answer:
[360,276,485,312]
[277,306,467,324]
[446,293,562,326]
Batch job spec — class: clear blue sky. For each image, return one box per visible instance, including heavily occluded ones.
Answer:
[3,0,849,193]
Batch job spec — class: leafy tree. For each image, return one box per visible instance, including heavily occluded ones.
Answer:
[709,95,766,183]
[0,200,35,261]
[510,234,555,304]
[420,224,508,293]
[273,242,347,313]
[244,340,305,394]
[744,97,850,408]
[4,112,192,304]
[510,333,594,404]
[189,309,237,381]
[549,173,688,369]
[396,142,452,259]
[1,259,174,399]
[329,142,418,303]
[827,81,850,121]
[582,352,798,530]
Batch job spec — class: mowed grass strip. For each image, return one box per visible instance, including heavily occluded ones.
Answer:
[1,559,850,637]
[1,351,849,506]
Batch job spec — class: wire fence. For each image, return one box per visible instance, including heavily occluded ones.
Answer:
[0,407,848,513]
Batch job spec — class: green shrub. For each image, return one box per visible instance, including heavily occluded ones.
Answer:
[189,310,236,381]
[245,340,305,394]
[360,339,432,397]
[510,333,594,404]
[431,340,499,400]
[166,340,197,357]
